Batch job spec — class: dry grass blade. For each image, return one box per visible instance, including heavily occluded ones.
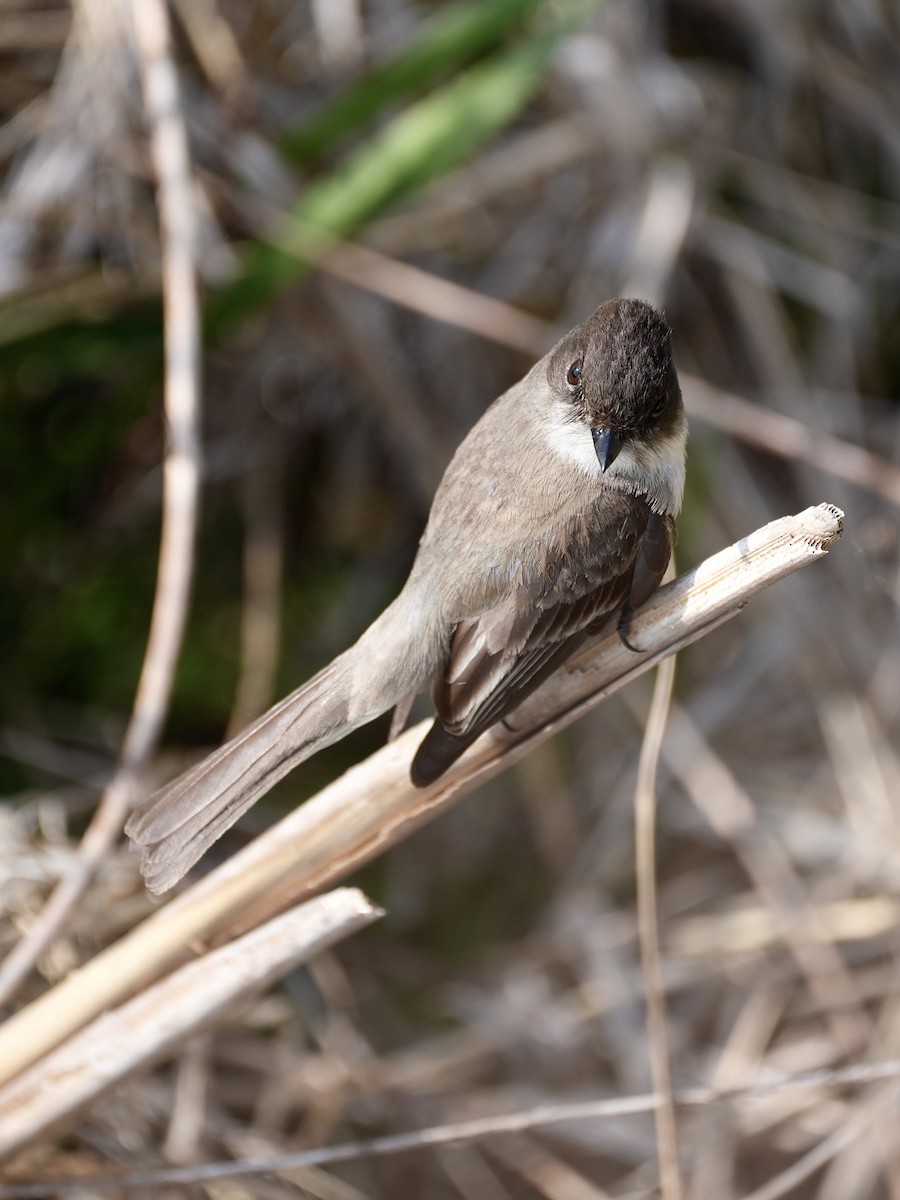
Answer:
[488,1133,613,1198]
[4,1058,900,1197]
[741,1082,900,1200]
[265,212,557,354]
[683,374,900,508]
[0,888,381,1163]
[654,700,871,1058]
[0,0,202,1008]
[224,452,286,737]
[634,652,682,1200]
[0,504,843,1093]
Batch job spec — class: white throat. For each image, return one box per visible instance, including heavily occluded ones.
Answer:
[544,415,686,516]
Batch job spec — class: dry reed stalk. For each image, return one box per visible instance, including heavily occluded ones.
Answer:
[0,503,843,1097]
[4,1056,900,1197]
[0,0,202,1009]
[634,652,682,1200]
[0,888,381,1162]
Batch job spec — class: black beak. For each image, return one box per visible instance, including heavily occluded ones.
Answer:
[591,426,622,473]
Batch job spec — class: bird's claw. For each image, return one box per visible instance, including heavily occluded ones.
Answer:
[617,604,641,653]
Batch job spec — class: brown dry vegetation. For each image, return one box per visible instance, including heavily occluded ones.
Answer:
[1,1,899,1196]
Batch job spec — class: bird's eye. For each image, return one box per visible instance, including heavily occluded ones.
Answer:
[566,361,582,387]
[651,390,670,419]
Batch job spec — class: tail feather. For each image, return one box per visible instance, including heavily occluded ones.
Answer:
[127,657,363,892]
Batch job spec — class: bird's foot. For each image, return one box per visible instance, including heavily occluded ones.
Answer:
[617,604,642,653]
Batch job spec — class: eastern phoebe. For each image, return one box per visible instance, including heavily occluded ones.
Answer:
[127,298,687,890]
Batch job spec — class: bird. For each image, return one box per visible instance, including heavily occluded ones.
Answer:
[127,297,687,891]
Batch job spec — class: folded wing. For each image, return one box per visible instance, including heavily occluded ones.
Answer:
[410,505,672,786]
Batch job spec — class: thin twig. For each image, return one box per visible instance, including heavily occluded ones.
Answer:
[0,0,202,1008]
[170,0,246,97]
[682,372,900,508]
[256,213,900,508]
[488,1133,613,1200]
[742,1080,900,1200]
[0,505,844,1091]
[2,1057,900,1196]
[634,652,682,1200]
[270,210,555,354]
[225,450,285,738]
[639,698,872,1059]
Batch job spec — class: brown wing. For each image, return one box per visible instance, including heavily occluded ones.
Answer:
[630,511,676,610]
[410,499,671,786]
[435,576,631,737]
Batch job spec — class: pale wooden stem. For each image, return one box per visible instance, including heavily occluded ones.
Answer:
[0,889,381,1162]
[0,504,844,1092]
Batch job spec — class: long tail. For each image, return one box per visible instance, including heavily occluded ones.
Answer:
[127,600,427,892]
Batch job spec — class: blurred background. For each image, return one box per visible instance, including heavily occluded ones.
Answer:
[1,0,900,1194]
